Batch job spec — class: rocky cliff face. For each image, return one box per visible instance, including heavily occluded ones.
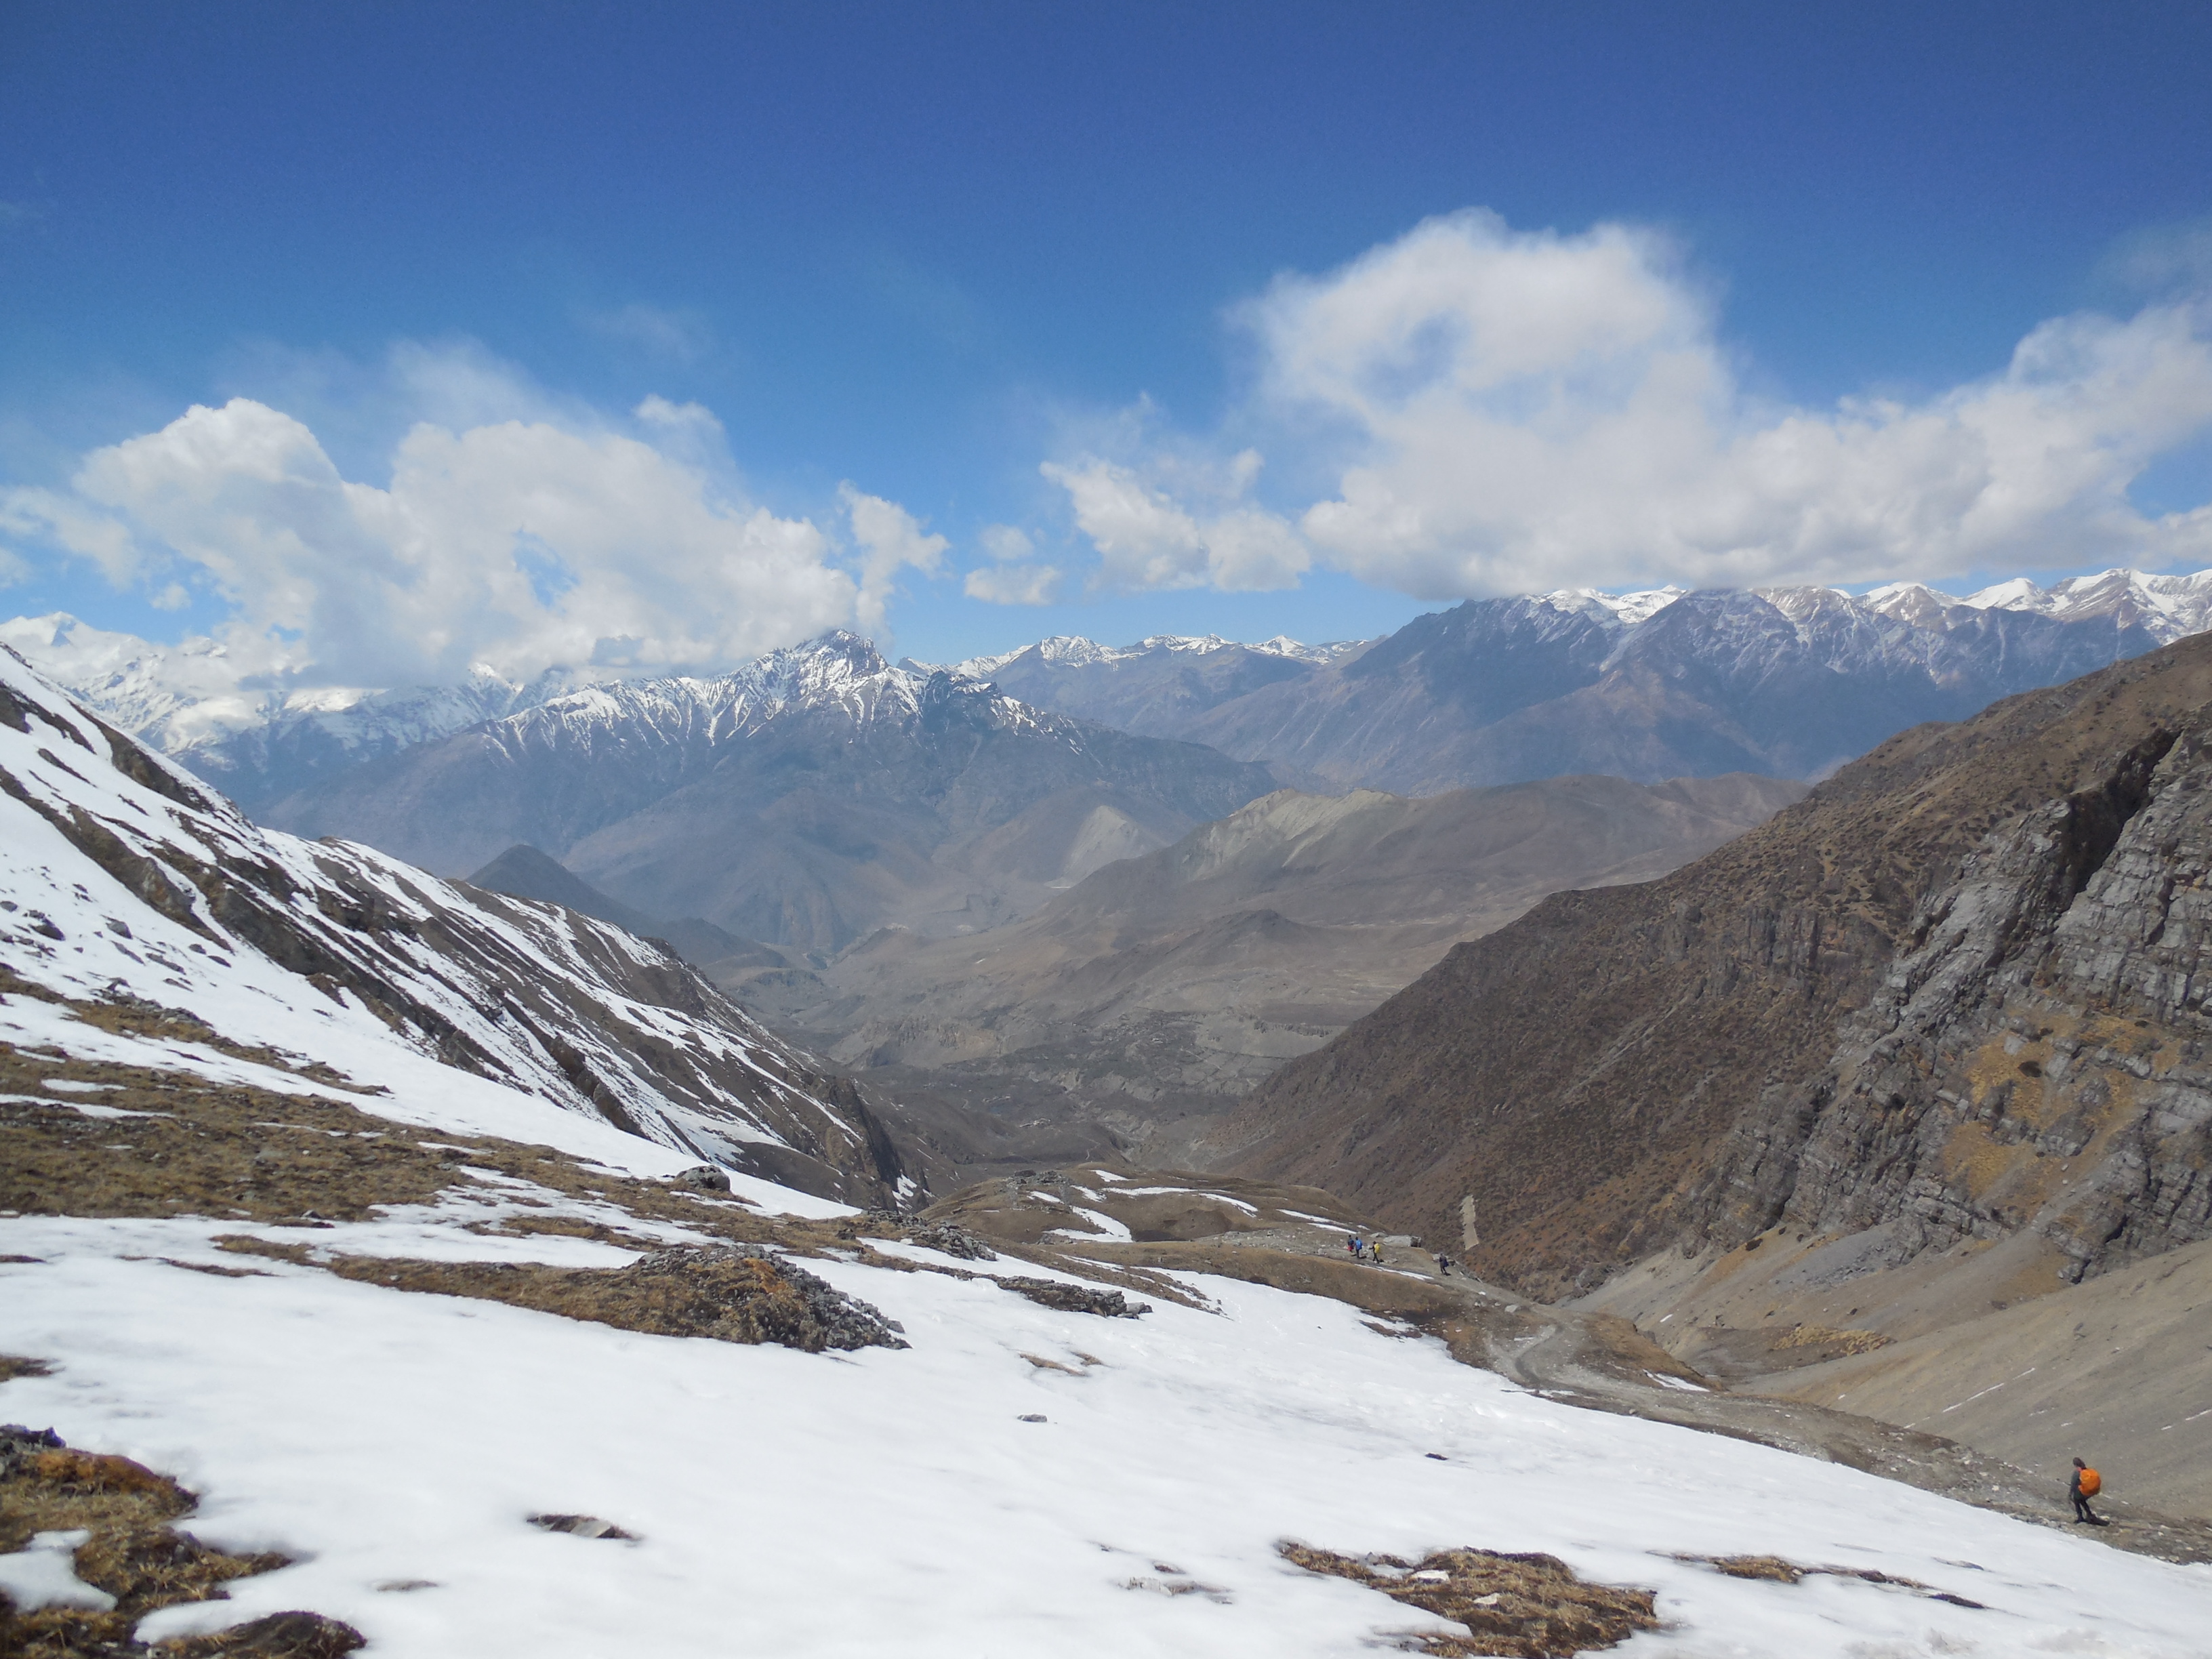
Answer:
[1218,633,2212,1301]
[1708,710,2212,1286]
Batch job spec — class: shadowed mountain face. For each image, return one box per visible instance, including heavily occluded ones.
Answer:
[954,634,1361,738]
[260,635,1281,955]
[752,771,1804,1172]
[1216,630,2212,1313]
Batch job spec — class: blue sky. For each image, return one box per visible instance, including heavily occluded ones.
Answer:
[3,1,2211,684]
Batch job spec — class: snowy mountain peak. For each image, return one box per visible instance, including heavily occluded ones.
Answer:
[1536,586,1689,627]
[949,631,1351,681]
[1961,567,2212,640]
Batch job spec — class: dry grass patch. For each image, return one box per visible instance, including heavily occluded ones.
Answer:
[0,1426,362,1658]
[1282,1542,1658,1657]
[1292,1548,1654,1659]
[1673,1553,1984,1607]
[213,1241,908,1353]
[0,1040,786,1248]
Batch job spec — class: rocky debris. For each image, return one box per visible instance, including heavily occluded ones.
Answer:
[900,1222,996,1261]
[1280,1542,1658,1658]
[621,1246,910,1351]
[527,1513,636,1541]
[667,1164,731,1193]
[993,1277,1149,1318]
[837,1208,1000,1260]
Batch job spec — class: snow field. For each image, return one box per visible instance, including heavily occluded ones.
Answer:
[3,1208,2207,1658]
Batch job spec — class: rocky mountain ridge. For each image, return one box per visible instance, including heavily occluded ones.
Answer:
[0,613,583,813]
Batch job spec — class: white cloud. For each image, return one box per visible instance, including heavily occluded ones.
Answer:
[6,396,863,690]
[0,486,144,585]
[964,563,1063,606]
[839,485,949,637]
[583,302,715,364]
[634,394,722,434]
[977,523,1034,562]
[1040,458,1308,593]
[1047,209,2212,600]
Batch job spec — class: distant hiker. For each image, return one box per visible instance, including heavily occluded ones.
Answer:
[2070,1458,2106,1525]
[1347,1236,1361,1259]
[1436,1253,1452,1276]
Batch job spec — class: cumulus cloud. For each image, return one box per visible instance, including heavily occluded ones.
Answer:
[962,523,1061,605]
[839,485,949,636]
[1039,458,1308,592]
[4,394,872,690]
[977,523,1034,562]
[1045,209,2212,599]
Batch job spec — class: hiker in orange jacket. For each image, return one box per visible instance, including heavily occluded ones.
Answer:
[2069,1457,2105,1525]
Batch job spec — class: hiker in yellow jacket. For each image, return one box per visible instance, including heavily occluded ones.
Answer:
[2069,1457,2105,1525]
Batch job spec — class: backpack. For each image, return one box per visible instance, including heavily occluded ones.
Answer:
[2078,1467,2102,1497]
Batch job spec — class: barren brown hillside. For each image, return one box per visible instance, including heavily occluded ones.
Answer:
[1214,632,2212,1300]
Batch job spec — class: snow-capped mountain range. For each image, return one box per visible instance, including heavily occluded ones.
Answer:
[7,567,2211,817]
[945,630,1360,679]
[0,644,920,1204]
[251,632,1280,951]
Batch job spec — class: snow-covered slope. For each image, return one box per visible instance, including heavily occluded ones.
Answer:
[0,644,916,1204]
[3,1139,2206,1654]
